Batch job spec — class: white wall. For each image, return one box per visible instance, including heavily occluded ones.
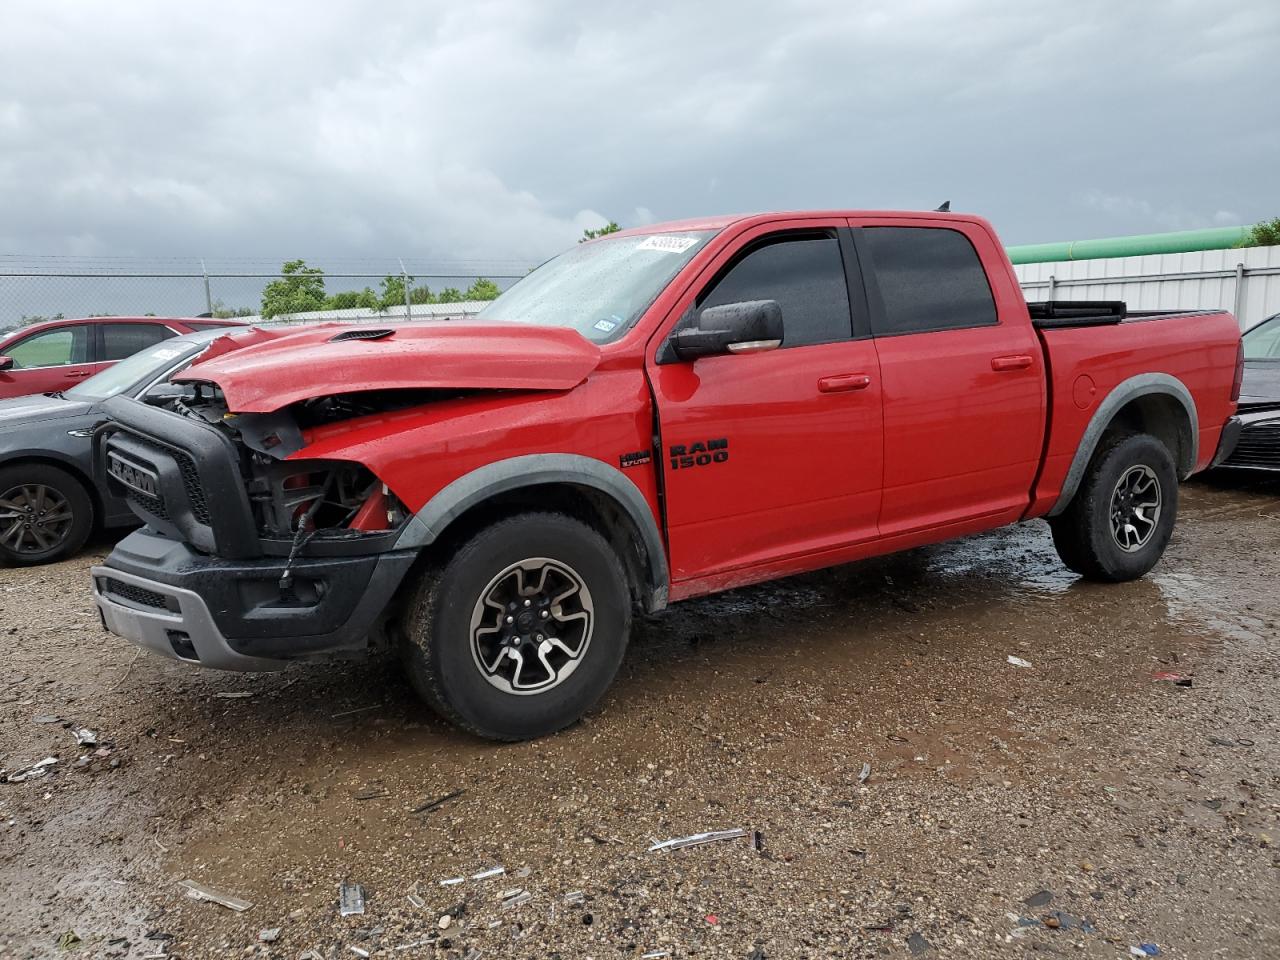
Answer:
[1013,244,1280,330]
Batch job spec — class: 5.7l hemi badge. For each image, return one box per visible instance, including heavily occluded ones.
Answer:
[669,438,729,470]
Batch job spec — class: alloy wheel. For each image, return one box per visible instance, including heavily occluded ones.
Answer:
[1109,464,1161,553]
[0,484,75,555]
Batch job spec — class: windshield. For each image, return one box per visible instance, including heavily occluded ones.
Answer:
[476,230,716,342]
[64,332,220,401]
[1244,313,1280,360]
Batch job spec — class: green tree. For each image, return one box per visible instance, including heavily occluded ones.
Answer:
[1240,217,1280,248]
[325,288,379,310]
[210,299,255,318]
[261,259,326,318]
[410,285,437,305]
[464,278,501,300]
[579,221,620,242]
[436,287,464,303]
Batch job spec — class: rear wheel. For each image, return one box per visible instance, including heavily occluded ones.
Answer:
[0,463,94,566]
[1049,432,1177,582]
[400,512,631,740]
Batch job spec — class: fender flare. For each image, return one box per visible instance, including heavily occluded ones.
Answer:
[394,453,670,609]
[1048,372,1198,517]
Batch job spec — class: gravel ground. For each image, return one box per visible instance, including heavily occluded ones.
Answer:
[3,473,1280,959]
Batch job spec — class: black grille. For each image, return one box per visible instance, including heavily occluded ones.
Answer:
[1223,425,1280,470]
[118,435,212,525]
[101,577,171,610]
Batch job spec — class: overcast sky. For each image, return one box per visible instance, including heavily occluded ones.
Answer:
[2,0,1277,269]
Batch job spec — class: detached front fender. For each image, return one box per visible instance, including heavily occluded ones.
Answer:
[394,453,670,610]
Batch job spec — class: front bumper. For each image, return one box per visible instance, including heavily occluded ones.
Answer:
[93,529,418,671]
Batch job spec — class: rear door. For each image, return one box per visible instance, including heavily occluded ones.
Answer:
[850,218,1044,535]
[647,221,884,583]
[99,321,177,364]
[0,324,96,399]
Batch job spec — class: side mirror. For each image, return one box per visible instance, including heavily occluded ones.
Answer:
[0,356,13,372]
[668,300,783,362]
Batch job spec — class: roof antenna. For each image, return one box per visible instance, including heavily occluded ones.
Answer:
[935,200,951,212]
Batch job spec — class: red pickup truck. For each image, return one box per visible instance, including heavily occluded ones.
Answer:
[90,211,1244,740]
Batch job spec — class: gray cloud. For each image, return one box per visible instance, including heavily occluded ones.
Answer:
[2,0,1277,267]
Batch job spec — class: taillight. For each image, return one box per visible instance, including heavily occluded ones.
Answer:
[1230,338,1244,403]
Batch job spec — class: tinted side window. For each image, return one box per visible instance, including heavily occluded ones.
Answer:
[863,227,997,335]
[698,235,851,347]
[101,323,174,361]
[7,327,91,368]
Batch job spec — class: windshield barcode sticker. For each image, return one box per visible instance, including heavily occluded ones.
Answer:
[637,236,699,254]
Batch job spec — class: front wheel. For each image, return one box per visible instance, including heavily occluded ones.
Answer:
[1049,432,1177,582]
[400,512,631,741]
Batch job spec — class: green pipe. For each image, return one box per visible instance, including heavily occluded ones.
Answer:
[1007,225,1252,264]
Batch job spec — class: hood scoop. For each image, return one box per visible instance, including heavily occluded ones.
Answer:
[329,328,395,342]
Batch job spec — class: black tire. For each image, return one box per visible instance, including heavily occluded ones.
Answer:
[400,512,631,741]
[0,463,94,566]
[1049,432,1177,582]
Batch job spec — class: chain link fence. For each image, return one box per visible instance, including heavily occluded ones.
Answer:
[0,256,529,332]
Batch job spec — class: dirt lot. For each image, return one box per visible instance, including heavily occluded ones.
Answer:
[3,474,1280,959]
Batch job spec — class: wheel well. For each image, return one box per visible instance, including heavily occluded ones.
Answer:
[420,482,658,610]
[0,456,100,525]
[1097,393,1194,477]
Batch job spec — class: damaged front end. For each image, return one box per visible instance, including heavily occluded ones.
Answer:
[89,385,424,670]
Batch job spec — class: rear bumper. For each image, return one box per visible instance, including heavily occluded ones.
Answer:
[1214,409,1280,472]
[1209,416,1244,469]
[92,530,418,670]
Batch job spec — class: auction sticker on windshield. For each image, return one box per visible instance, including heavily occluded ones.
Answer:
[637,235,700,254]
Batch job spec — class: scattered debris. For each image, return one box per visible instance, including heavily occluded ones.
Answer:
[1130,945,1161,958]
[353,788,388,801]
[648,828,748,852]
[501,890,531,909]
[440,877,465,887]
[858,762,871,784]
[438,914,453,931]
[395,939,436,952]
[515,866,531,879]
[300,951,323,960]
[906,932,932,955]
[563,891,585,906]
[640,952,671,959]
[471,865,505,881]
[57,930,81,950]
[752,830,765,853]
[1023,889,1053,908]
[213,691,254,699]
[259,928,281,943]
[411,789,465,815]
[331,704,380,719]
[1006,655,1033,669]
[351,947,370,958]
[339,882,367,917]
[72,729,97,747]
[178,880,252,912]
[32,715,61,724]
[1152,671,1193,687]
[4,756,58,783]
[406,893,426,909]
[704,914,718,925]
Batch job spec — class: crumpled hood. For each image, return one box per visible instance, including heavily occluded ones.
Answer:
[0,392,93,425]
[176,322,602,413]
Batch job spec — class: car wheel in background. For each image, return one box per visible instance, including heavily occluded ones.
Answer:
[0,463,95,566]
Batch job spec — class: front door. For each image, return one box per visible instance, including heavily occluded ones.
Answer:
[648,223,884,586]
